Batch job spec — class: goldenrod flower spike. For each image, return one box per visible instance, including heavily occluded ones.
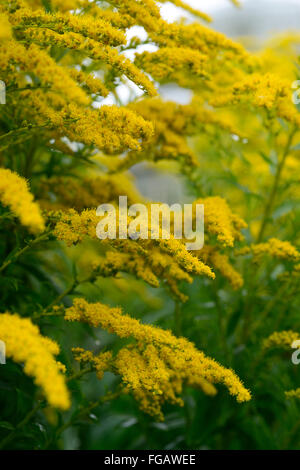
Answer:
[251,238,300,262]
[0,168,45,234]
[72,347,112,380]
[135,47,209,82]
[53,208,215,291]
[263,330,300,350]
[200,247,244,290]
[212,73,300,127]
[11,4,127,46]
[285,389,300,400]
[0,313,70,410]
[195,196,247,247]
[65,298,251,419]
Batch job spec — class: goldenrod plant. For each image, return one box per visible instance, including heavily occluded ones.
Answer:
[0,0,300,450]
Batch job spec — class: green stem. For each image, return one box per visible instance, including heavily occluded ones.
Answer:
[283,418,300,449]
[240,129,296,342]
[45,390,122,449]
[0,119,78,143]
[0,401,44,450]
[66,366,93,383]
[211,284,229,361]
[32,310,65,320]
[256,129,296,243]
[0,124,50,142]
[0,231,50,274]
[7,85,51,93]
[250,280,298,339]
[24,136,37,178]
[33,272,96,320]
[174,301,182,336]
[46,282,77,311]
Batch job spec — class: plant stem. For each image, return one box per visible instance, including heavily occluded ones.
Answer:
[0,401,44,450]
[0,124,50,142]
[0,231,50,274]
[256,129,296,243]
[66,366,93,383]
[33,273,96,320]
[283,418,300,449]
[45,390,122,449]
[174,301,182,336]
[211,284,229,362]
[240,129,296,343]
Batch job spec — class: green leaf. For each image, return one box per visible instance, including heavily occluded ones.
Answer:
[0,421,15,431]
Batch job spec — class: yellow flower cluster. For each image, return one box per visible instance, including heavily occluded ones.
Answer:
[51,191,248,298]
[53,207,215,300]
[0,41,89,106]
[10,3,126,46]
[212,73,300,127]
[0,0,258,171]
[68,69,109,98]
[285,389,300,400]
[263,330,300,350]
[1,0,166,161]
[3,0,156,97]
[0,313,70,409]
[199,247,244,290]
[120,99,199,170]
[91,247,196,301]
[65,298,250,419]
[18,93,154,153]
[135,47,209,82]
[149,20,252,70]
[72,347,112,380]
[92,251,160,289]
[213,73,288,109]
[65,105,154,153]
[251,238,300,263]
[195,196,247,247]
[111,0,248,90]
[0,168,45,234]
[263,331,300,403]
[53,208,99,246]
[114,98,243,171]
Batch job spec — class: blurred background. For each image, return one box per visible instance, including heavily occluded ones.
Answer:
[131,0,300,203]
[161,0,300,38]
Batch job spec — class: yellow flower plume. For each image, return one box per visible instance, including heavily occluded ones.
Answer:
[0,313,70,410]
[0,168,45,234]
[65,298,251,419]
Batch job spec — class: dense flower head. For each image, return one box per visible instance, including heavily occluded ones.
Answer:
[0,313,70,410]
[263,330,300,350]
[194,196,247,247]
[66,298,251,419]
[199,247,244,290]
[72,347,112,380]
[251,238,300,263]
[0,168,45,234]
[53,206,215,300]
[114,97,244,171]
